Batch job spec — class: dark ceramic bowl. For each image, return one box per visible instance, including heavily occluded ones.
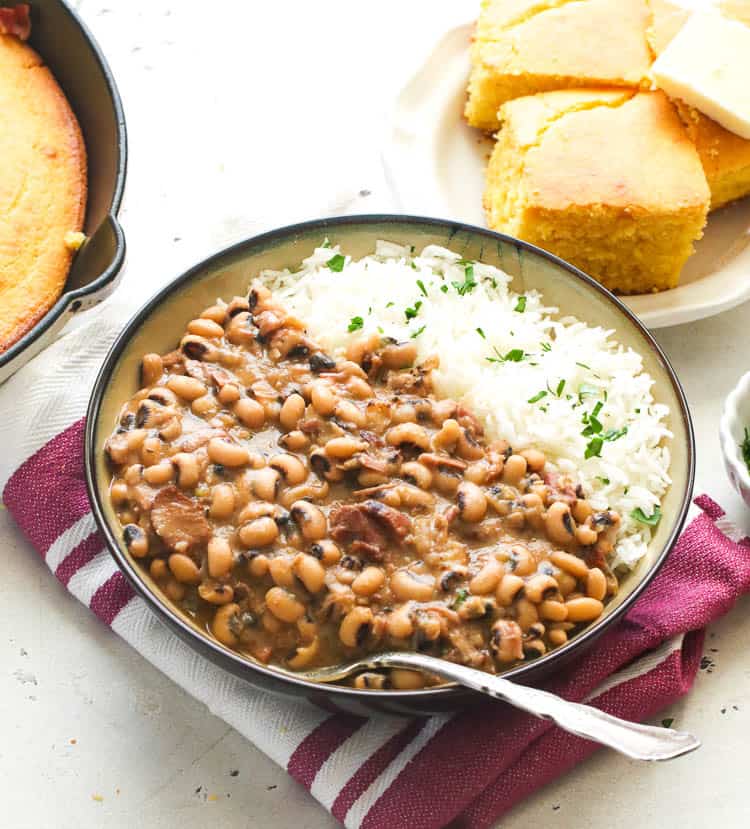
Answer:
[0,0,127,383]
[85,215,694,716]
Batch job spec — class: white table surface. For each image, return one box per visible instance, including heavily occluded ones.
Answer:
[3,1,750,826]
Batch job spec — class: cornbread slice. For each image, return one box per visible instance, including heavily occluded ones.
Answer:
[484,89,710,294]
[0,33,87,353]
[465,0,653,132]
[648,0,750,209]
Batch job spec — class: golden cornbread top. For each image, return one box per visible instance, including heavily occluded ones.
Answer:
[0,33,87,353]
[500,89,710,214]
[475,0,652,87]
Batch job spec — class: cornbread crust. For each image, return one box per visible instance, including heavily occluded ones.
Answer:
[484,89,710,294]
[0,34,87,353]
[465,0,653,132]
[647,0,750,209]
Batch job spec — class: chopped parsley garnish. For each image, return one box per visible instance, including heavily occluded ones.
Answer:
[540,342,552,352]
[404,300,422,321]
[476,327,486,339]
[488,347,526,364]
[742,427,750,473]
[410,261,418,270]
[416,279,428,297]
[528,390,548,404]
[585,436,604,459]
[321,237,331,249]
[603,426,628,442]
[452,264,477,295]
[452,588,469,609]
[514,295,527,313]
[326,253,346,272]
[596,476,610,485]
[661,718,674,729]
[578,383,598,401]
[631,505,662,527]
[555,379,565,397]
[411,325,426,338]
[385,301,395,308]
[347,316,364,332]
[582,414,603,436]
[576,361,592,371]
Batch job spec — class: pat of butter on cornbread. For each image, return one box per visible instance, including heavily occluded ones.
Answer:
[484,89,710,294]
[652,10,750,140]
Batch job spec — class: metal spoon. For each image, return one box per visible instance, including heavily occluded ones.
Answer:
[295,651,700,761]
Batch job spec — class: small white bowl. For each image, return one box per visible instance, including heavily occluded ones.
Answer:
[720,371,750,508]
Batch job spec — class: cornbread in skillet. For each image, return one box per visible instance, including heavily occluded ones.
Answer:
[0,25,87,353]
[647,0,750,210]
[465,0,653,132]
[484,89,710,294]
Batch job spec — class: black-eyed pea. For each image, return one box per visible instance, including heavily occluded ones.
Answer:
[149,558,168,580]
[464,461,489,485]
[390,669,426,690]
[334,399,367,428]
[252,467,280,502]
[550,550,589,580]
[565,597,604,623]
[515,597,539,630]
[496,573,525,606]
[280,430,309,452]
[165,578,186,602]
[143,461,174,485]
[575,524,598,546]
[159,416,182,442]
[297,616,318,641]
[279,393,306,431]
[268,555,295,588]
[352,566,385,597]
[198,581,235,605]
[125,429,148,451]
[339,606,373,647]
[234,397,266,428]
[212,603,241,646]
[456,428,484,461]
[172,452,200,489]
[456,481,487,523]
[469,558,503,595]
[310,540,341,566]
[394,483,434,510]
[200,303,227,324]
[520,448,546,473]
[123,524,149,558]
[346,333,380,365]
[290,500,327,541]
[586,567,607,601]
[238,516,279,547]
[386,604,414,639]
[381,341,417,369]
[431,418,461,452]
[539,599,568,622]
[167,374,206,401]
[390,569,435,602]
[217,383,241,405]
[168,553,201,584]
[354,672,388,690]
[207,536,234,579]
[141,353,163,388]
[572,499,594,524]
[545,502,577,546]
[523,638,547,658]
[265,586,305,623]
[391,402,417,424]
[208,438,250,468]
[509,545,535,577]
[311,380,337,416]
[347,376,373,399]
[502,454,528,486]
[358,470,390,488]
[110,481,129,504]
[248,553,269,579]
[400,461,432,490]
[237,502,275,523]
[280,481,329,509]
[386,422,431,452]
[293,553,326,593]
[210,483,236,519]
[325,437,367,460]
[140,436,161,467]
[187,317,224,339]
[555,569,578,596]
[287,637,320,669]
[523,574,559,603]
[548,628,568,647]
[491,619,524,662]
[269,453,307,485]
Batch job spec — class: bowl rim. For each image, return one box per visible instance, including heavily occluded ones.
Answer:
[720,369,750,493]
[0,0,128,371]
[85,213,696,701]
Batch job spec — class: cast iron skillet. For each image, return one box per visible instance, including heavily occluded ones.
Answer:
[85,215,695,717]
[0,0,127,384]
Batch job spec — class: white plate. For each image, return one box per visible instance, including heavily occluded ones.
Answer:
[383,23,750,328]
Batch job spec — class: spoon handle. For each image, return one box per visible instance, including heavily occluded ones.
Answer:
[373,653,700,761]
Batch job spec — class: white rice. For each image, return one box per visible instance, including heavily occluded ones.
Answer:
[258,241,672,568]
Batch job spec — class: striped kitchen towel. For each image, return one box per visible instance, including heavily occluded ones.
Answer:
[2,310,750,829]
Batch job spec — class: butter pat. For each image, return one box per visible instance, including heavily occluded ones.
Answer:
[652,10,750,140]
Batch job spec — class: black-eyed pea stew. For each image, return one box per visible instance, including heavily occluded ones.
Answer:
[105,281,623,690]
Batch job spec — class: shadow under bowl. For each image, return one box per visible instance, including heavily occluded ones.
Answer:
[85,215,694,716]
